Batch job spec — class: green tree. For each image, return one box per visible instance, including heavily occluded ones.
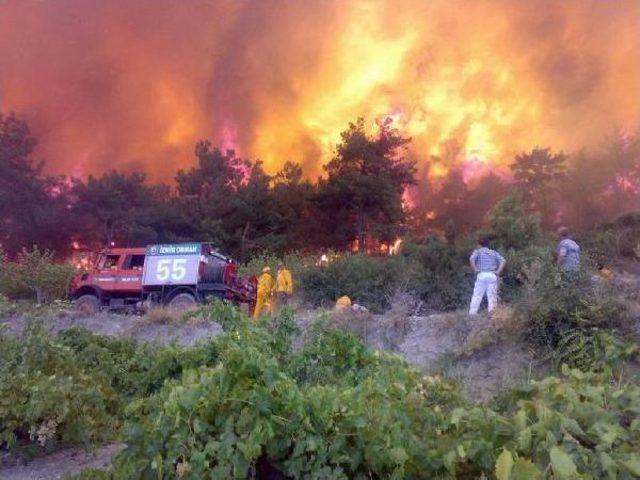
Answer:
[270,162,315,253]
[316,118,416,250]
[511,147,566,225]
[72,171,165,247]
[488,193,541,250]
[175,143,278,259]
[0,112,73,257]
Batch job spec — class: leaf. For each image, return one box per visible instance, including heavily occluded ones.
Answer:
[495,449,514,480]
[622,456,640,476]
[450,408,466,426]
[515,409,528,430]
[549,446,577,479]
[511,458,541,480]
[517,427,532,452]
[598,452,617,478]
[389,447,408,465]
[457,445,466,459]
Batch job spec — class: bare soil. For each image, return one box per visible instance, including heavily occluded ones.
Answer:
[0,444,123,480]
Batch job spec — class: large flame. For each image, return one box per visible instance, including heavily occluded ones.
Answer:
[1,0,638,181]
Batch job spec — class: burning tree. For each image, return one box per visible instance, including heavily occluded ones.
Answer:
[316,118,416,251]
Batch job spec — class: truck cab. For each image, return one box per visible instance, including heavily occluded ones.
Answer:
[70,247,146,313]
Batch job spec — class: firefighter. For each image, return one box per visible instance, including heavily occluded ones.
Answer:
[469,236,506,315]
[253,266,274,319]
[335,295,352,311]
[275,262,293,310]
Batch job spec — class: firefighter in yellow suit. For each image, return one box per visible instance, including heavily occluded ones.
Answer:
[253,266,274,319]
[275,262,293,310]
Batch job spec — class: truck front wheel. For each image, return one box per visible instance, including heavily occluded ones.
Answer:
[75,294,100,315]
[168,293,197,311]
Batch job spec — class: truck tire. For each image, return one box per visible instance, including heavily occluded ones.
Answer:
[75,294,100,315]
[168,293,197,311]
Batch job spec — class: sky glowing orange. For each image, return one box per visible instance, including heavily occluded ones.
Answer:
[1,0,639,182]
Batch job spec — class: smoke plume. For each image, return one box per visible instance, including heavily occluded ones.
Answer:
[1,0,638,182]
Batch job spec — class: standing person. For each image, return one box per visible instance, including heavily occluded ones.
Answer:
[275,262,293,310]
[253,266,274,319]
[557,227,580,273]
[469,236,506,315]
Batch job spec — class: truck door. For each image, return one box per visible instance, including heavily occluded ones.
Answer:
[117,253,145,291]
[94,253,121,292]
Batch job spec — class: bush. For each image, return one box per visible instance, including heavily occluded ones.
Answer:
[298,253,407,313]
[402,236,472,312]
[0,325,120,450]
[581,212,640,262]
[516,262,628,370]
[112,312,468,479]
[487,194,541,250]
[0,246,76,302]
[106,307,640,479]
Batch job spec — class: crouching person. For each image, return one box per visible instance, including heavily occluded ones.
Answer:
[469,236,506,315]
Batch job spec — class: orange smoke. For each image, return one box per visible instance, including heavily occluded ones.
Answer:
[0,0,639,182]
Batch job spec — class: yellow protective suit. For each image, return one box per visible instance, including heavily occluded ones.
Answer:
[276,268,293,295]
[335,295,352,311]
[253,271,274,319]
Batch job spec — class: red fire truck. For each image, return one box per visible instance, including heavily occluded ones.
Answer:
[70,243,256,313]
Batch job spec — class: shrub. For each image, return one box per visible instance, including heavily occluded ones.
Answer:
[57,327,220,399]
[581,212,640,262]
[106,307,640,479]
[487,194,541,250]
[517,263,627,370]
[0,325,120,450]
[298,253,407,313]
[0,246,76,302]
[112,313,467,479]
[402,236,472,312]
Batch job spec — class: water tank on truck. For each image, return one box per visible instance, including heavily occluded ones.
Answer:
[141,242,256,311]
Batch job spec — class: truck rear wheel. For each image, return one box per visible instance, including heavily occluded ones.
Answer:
[168,293,197,311]
[75,294,100,315]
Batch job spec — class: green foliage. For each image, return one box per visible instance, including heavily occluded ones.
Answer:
[581,212,640,263]
[0,292,18,317]
[0,246,75,302]
[510,147,566,225]
[111,313,468,479]
[316,117,416,250]
[402,236,472,312]
[488,193,541,250]
[0,324,120,450]
[1,302,639,479]
[497,366,640,480]
[57,327,220,399]
[298,253,407,313]
[516,263,629,371]
[64,469,113,480]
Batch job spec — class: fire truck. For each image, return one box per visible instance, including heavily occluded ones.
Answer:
[70,242,256,313]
